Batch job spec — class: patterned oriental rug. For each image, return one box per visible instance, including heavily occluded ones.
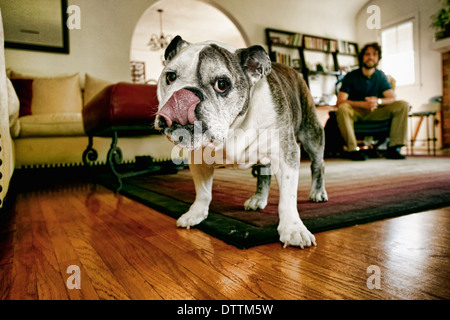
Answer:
[115,157,450,249]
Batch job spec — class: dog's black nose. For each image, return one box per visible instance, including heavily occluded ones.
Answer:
[156,116,168,130]
[184,87,204,102]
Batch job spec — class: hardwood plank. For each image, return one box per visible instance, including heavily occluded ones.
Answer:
[63,225,132,300]
[9,195,38,300]
[0,204,15,267]
[38,195,100,300]
[30,200,69,299]
[51,194,133,300]
[80,189,231,299]
[146,233,261,299]
[155,228,325,299]
[0,263,13,299]
[63,191,197,299]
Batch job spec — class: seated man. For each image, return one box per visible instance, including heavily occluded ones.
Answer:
[336,42,408,161]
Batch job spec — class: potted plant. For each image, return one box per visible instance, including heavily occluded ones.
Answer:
[431,0,450,40]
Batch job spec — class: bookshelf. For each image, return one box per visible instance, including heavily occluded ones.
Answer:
[265,28,359,94]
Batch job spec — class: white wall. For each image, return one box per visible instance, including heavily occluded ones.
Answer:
[212,0,360,47]
[5,0,157,84]
[4,0,360,84]
[130,0,249,82]
[355,0,443,111]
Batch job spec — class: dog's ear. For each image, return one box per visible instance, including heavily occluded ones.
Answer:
[164,36,190,62]
[236,45,272,85]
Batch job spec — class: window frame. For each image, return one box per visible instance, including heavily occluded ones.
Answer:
[377,14,421,88]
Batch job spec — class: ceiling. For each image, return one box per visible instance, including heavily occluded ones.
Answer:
[316,0,370,18]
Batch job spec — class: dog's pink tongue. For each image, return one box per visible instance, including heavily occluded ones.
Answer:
[157,89,200,127]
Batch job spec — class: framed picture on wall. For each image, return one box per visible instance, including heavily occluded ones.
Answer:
[1,0,69,54]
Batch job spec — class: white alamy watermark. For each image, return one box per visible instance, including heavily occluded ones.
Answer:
[366,265,381,290]
[366,5,381,30]
[66,265,81,290]
[168,122,281,174]
[67,5,81,30]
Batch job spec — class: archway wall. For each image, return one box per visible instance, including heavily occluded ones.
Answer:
[130,0,250,82]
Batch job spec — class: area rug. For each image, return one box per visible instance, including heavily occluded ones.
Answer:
[115,157,450,248]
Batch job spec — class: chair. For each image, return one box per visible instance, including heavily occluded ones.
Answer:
[354,119,391,153]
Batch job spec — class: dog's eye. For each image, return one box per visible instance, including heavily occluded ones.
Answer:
[213,78,231,94]
[166,72,177,85]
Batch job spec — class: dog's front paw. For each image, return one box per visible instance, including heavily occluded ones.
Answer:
[278,220,316,249]
[244,194,268,211]
[309,187,328,203]
[177,208,208,229]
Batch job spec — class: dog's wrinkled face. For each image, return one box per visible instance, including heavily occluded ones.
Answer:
[155,36,271,150]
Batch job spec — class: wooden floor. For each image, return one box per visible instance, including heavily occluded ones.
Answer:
[0,173,449,300]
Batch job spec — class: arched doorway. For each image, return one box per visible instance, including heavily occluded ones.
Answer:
[130,0,250,83]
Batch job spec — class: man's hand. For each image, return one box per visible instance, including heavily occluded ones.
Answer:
[365,96,378,112]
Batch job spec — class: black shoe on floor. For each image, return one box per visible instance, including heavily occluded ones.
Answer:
[349,151,368,161]
[386,146,406,160]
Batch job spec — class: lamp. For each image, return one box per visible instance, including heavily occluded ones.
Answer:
[147,9,172,51]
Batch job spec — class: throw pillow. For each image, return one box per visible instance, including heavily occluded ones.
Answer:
[84,73,112,105]
[10,78,33,117]
[10,72,83,115]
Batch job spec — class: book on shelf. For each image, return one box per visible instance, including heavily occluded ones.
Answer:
[338,41,358,55]
[271,51,302,70]
[272,51,292,66]
[267,28,358,57]
[303,36,337,53]
[270,32,303,47]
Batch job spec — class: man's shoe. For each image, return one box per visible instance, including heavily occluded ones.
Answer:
[349,151,368,161]
[386,146,406,160]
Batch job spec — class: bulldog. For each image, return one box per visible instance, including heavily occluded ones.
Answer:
[155,36,327,248]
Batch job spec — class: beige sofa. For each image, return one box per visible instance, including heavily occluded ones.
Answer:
[9,72,175,169]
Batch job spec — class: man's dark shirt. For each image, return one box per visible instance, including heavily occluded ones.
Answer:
[339,68,392,101]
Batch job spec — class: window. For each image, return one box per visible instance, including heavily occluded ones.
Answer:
[381,20,416,86]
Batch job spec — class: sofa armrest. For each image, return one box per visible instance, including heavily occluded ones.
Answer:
[1,10,14,208]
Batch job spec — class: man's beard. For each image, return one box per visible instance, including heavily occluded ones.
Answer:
[363,61,378,69]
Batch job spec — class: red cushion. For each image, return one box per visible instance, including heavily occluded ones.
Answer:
[82,83,159,135]
[10,78,33,117]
